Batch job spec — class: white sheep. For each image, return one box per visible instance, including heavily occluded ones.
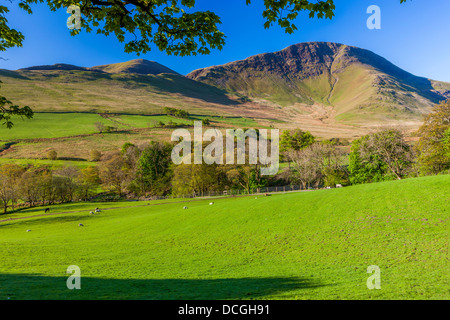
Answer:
[209,202,214,205]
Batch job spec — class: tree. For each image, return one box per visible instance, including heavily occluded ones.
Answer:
[89,149,102,162]
[77,166,100,201]
[349,129,414,184]
[37,170,55,205]
[0,163,24,213]
[163,107,190,119]
[0,5,33,128]
[280,129,315,153]
[415,100,450,175]
[134,141,172,196]
[290,143,346,188]
[320,145,348,187]
[47,149,58,160]
[53,166,80,202]
[19,169,41,207]
[99,152,127,196]
[12,0,344,57]
[444,128,450,160]
[280,129,315,164]
[171,163,221,196]
[0,87,33,129]
[348,136,385,185]
[94,122,105,133]
[226,165,266,194]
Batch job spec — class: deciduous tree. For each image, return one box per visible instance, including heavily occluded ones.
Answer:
[0,163,24,213]
[415,100,450,174]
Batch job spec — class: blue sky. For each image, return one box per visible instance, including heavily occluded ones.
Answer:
[2,0,450,81]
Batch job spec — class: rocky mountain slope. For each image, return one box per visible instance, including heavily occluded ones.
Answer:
[187,42,450,124]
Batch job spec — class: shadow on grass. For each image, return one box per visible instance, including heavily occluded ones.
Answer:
[0,201,113,218]
[0,274,325,300]
[0,214,102,228]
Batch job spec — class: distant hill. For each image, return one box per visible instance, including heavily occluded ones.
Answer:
[90,59,179,75]
[19,63,88,72]
[187,42,450,125]
[18,60,180,76]
[0,61,240,117]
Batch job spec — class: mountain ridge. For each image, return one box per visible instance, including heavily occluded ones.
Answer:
[187,42,450,124]
[17,59,179,76]
[2,42,450,136]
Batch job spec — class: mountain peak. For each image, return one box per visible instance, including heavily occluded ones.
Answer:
[18,63,87,71]
[187,41,450,124]
[90,59,179,75]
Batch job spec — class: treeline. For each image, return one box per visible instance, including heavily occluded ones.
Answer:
[0,165,99,214]
[163,107,190,119]
[0,100,448,214]
[0,141,270,213]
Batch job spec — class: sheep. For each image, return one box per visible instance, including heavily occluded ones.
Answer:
[78,223,84,227]
[336,184,343,188]
[89,211,95,215]
[26,230,31,232]
[44,208,50,213]
[95,208,101,213]
[183,206,188,210]
[209,202,214,205]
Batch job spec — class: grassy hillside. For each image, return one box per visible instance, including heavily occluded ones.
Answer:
[90,59,179,75]
[0,112,263,160]
[0,175,448,300]
[0,69,241,115]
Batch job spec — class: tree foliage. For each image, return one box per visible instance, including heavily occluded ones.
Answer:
[415,100,450,174]
[0,4,33,128]
[349,129,414,184]
[280,129,315,153]
[134,141,173,195]
[0,163,24,213]
[290,142,346,188]
[0,82,33,129]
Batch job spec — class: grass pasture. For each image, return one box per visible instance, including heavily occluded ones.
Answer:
[0,113,113,140]
[0,175,448,300]
[0,112,267,161]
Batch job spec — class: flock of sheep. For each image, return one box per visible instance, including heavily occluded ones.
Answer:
[26,207,102,231]
[183,202,215,210]
[80,208,102,226]
[28,200,225,232]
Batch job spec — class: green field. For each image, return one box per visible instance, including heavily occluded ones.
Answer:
[0,113,263,141]
[0,175,448,300]
[0,112,267,161]
[0,158,96,169]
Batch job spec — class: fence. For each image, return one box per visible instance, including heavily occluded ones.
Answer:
[140,184,324,201]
